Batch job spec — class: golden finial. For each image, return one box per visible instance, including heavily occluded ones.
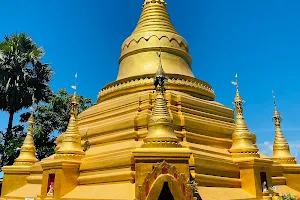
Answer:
[272,90,282,126]
[56,74,84,156]
[71,73,79,117]
[14,96,38,166]
[231,74,245,113]
[231,73,239,90]
[229,74,259,157]
[271,90,296,164]
[143,54,180,148]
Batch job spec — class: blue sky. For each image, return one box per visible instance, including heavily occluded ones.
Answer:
[1,0,300,160]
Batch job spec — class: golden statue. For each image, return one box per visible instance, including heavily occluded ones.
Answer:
[2,1,300,200]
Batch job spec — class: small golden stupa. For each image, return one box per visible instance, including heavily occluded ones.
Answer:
[2,0,300,199]
[271,91,296,165]
[229,74,259,158]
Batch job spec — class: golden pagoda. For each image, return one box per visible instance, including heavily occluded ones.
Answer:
[2,0,300,199]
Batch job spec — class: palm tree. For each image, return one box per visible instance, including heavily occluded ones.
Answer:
[0,33,53,134]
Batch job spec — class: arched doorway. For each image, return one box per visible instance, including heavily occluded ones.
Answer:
[136,161,194,200]
[158,182,174,200]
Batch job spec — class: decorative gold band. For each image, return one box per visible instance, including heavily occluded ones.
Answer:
[98,74,215,103]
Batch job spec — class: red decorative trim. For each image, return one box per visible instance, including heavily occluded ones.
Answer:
[162,166,168,174]
[145,181,150,196]
[174,173,178,179]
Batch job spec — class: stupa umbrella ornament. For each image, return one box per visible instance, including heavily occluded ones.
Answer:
[272,90,282,125]
[231,73,246,110]
[154,50,168,93]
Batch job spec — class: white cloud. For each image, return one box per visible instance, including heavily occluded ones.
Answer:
[258,141,273,157]
[289,142,300,162]
[258,141,300,163]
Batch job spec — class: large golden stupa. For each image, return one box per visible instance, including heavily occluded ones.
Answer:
[2,0,300,199]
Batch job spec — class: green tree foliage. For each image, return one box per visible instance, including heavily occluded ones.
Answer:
[0,33,53,134]
[280,194,296,200]
[0,125,26,167]
[20,89,93,160]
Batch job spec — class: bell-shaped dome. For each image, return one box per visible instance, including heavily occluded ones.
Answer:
[117,0,194,80]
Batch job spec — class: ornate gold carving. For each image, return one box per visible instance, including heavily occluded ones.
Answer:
[98,75,215,103]
[136,161,193,200]
[143,0,167,6]
[55,153,84,158]
[13,161,36,166]
[122,35,188,52]
[272,157,296,164]
[143,141,181,148]
[230,152,260,157]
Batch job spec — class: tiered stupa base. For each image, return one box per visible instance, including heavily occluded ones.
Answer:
[2,90,300,200]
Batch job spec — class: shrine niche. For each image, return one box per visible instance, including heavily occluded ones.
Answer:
[136,161,194,200]
[46,174,55,197]
[260,172,268,193]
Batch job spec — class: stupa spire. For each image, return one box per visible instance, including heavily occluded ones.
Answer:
[56,75,84,156]
[271,91,296,164]
[14,111,38,166]
[142,52,180,148]
[229,74,259,157]
[133,0,177,35]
